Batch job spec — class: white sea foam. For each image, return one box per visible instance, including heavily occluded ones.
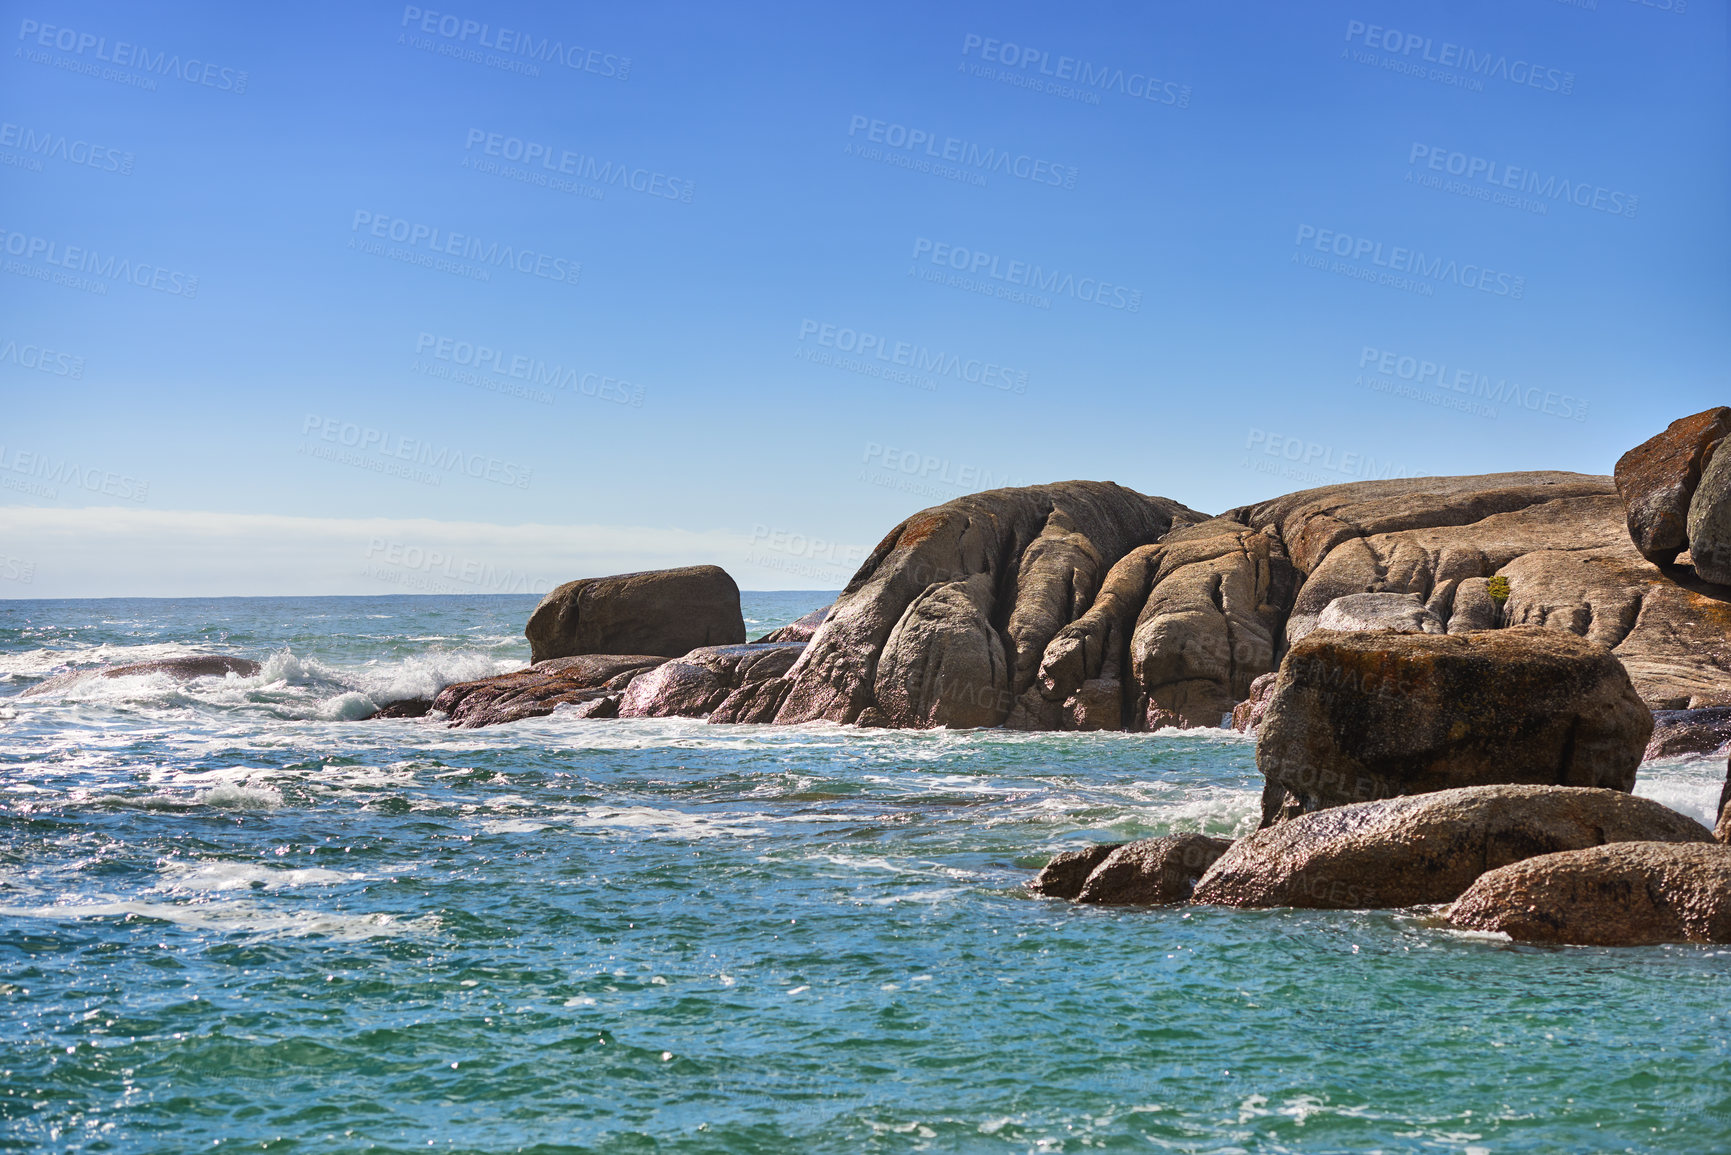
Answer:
[0,899,438,940]
[153,860,363,892]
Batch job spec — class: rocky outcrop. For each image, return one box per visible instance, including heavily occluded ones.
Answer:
[363,697,433,720]
[1027,843,1123,899]
[1230,672,1278,732]
[1191,786,1711,910]
[618,643,804,719]
[525,565,745,663]
[1255,627,1652,825]
[1445,841,1731,945]
[1614,407,1731,566]
[754,604,832,644]
[1688,442,1731,585]
[1073,834,1233,904]
[1315,592,1443,634]
[434,654,667,728]
[24,654,262,696]
[1643,708,1731,761]
[771,483,1204,727]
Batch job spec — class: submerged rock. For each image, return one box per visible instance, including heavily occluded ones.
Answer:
[24,654,262,696]
[525,565,745,663]
[1027,843,1123,900]
[1255,627,1652,825]
[1446,841,1731,945]
[1074,834,1234,905]
[363,697,433,720]
[434,654,667,728]
[1614,407,1731,566]
[1191,785,1712,910]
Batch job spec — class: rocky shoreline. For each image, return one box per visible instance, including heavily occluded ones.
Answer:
[33,408,1731,945]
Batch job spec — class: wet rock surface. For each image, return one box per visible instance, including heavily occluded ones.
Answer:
[618,643,806,719]
[1073,834,1234,905]
[433,654,668,728]
[1643,708,1731,761]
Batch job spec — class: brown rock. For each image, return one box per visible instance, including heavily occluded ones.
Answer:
[1445,841,1731,945]
[1614,407,1731,565]
[619,643,805,719]
[1643,708,1731,761]
[1074,834,1233,904]
[363,698,433,720]
[1231,672,1278,733]
[1191,785,1712,910]
[434,654,667,728]
[24,654,264,697]
[774,482,1203,726]
[1027,843,1123,899]
[525,565,745,663]
[1688,439,1731,585]
[753,603,832,644]
[1256,627,1652,825]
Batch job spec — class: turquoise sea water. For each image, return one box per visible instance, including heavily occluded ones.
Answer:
[2,594,1729,1154]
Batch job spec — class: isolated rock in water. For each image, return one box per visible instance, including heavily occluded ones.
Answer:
[1027,843,1124,900]
[23,654,262,696]
[1688,440,1731,585]
[754,604,833,644]
[774,482,1203,726]
[619,643,805,719]
[435,654,667,728]
[525,565,745,663]
[1074,834,1234,904]
[1614,407,1731,566]
[1643,708,1731,761]
[1256,627,1652,826]
[1315,592,1444,634]
[1446,841,1731,945]
[363,697,433,720]
[1191,785,1711,910]
[1231,672,1278,733]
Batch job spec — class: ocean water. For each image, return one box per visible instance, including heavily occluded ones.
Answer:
[2,593,1729,1154]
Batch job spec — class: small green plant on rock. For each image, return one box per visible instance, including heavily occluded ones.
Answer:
[1487,575,1510,603]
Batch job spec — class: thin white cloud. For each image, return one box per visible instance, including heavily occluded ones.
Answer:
[0,506,853,597]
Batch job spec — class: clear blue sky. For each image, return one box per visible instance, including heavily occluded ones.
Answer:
[2,0,1726,596]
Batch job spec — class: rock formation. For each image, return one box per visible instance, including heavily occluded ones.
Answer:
[1072,834,1233,904]
[435,654,667,728]
[1614,407,1731,567]
[618,643,804,719]
[1315,592,1444,634]
[1254,627,1652,825]
[754,604,832,644]
[1445,841,1731,945]
[1190,786,1712,910]
[1027,843,1122,899]
[1643,708,1731,761]
[525,565,745,663]
[24,654,262,696]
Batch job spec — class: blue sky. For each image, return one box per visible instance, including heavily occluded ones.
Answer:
[1,0,1726,596]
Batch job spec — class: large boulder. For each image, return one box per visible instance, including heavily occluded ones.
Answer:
[1256,627,1652,825]
[1073,834,1234,904]
[1688,441,1731,585]
[525,565,745,663]
[1445,841,1731,945]
[1614,407,1731,566]
[434,654,666,728]
[618,643,805,719]
[1191,785,1712,910]
[772,483,1203,726]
